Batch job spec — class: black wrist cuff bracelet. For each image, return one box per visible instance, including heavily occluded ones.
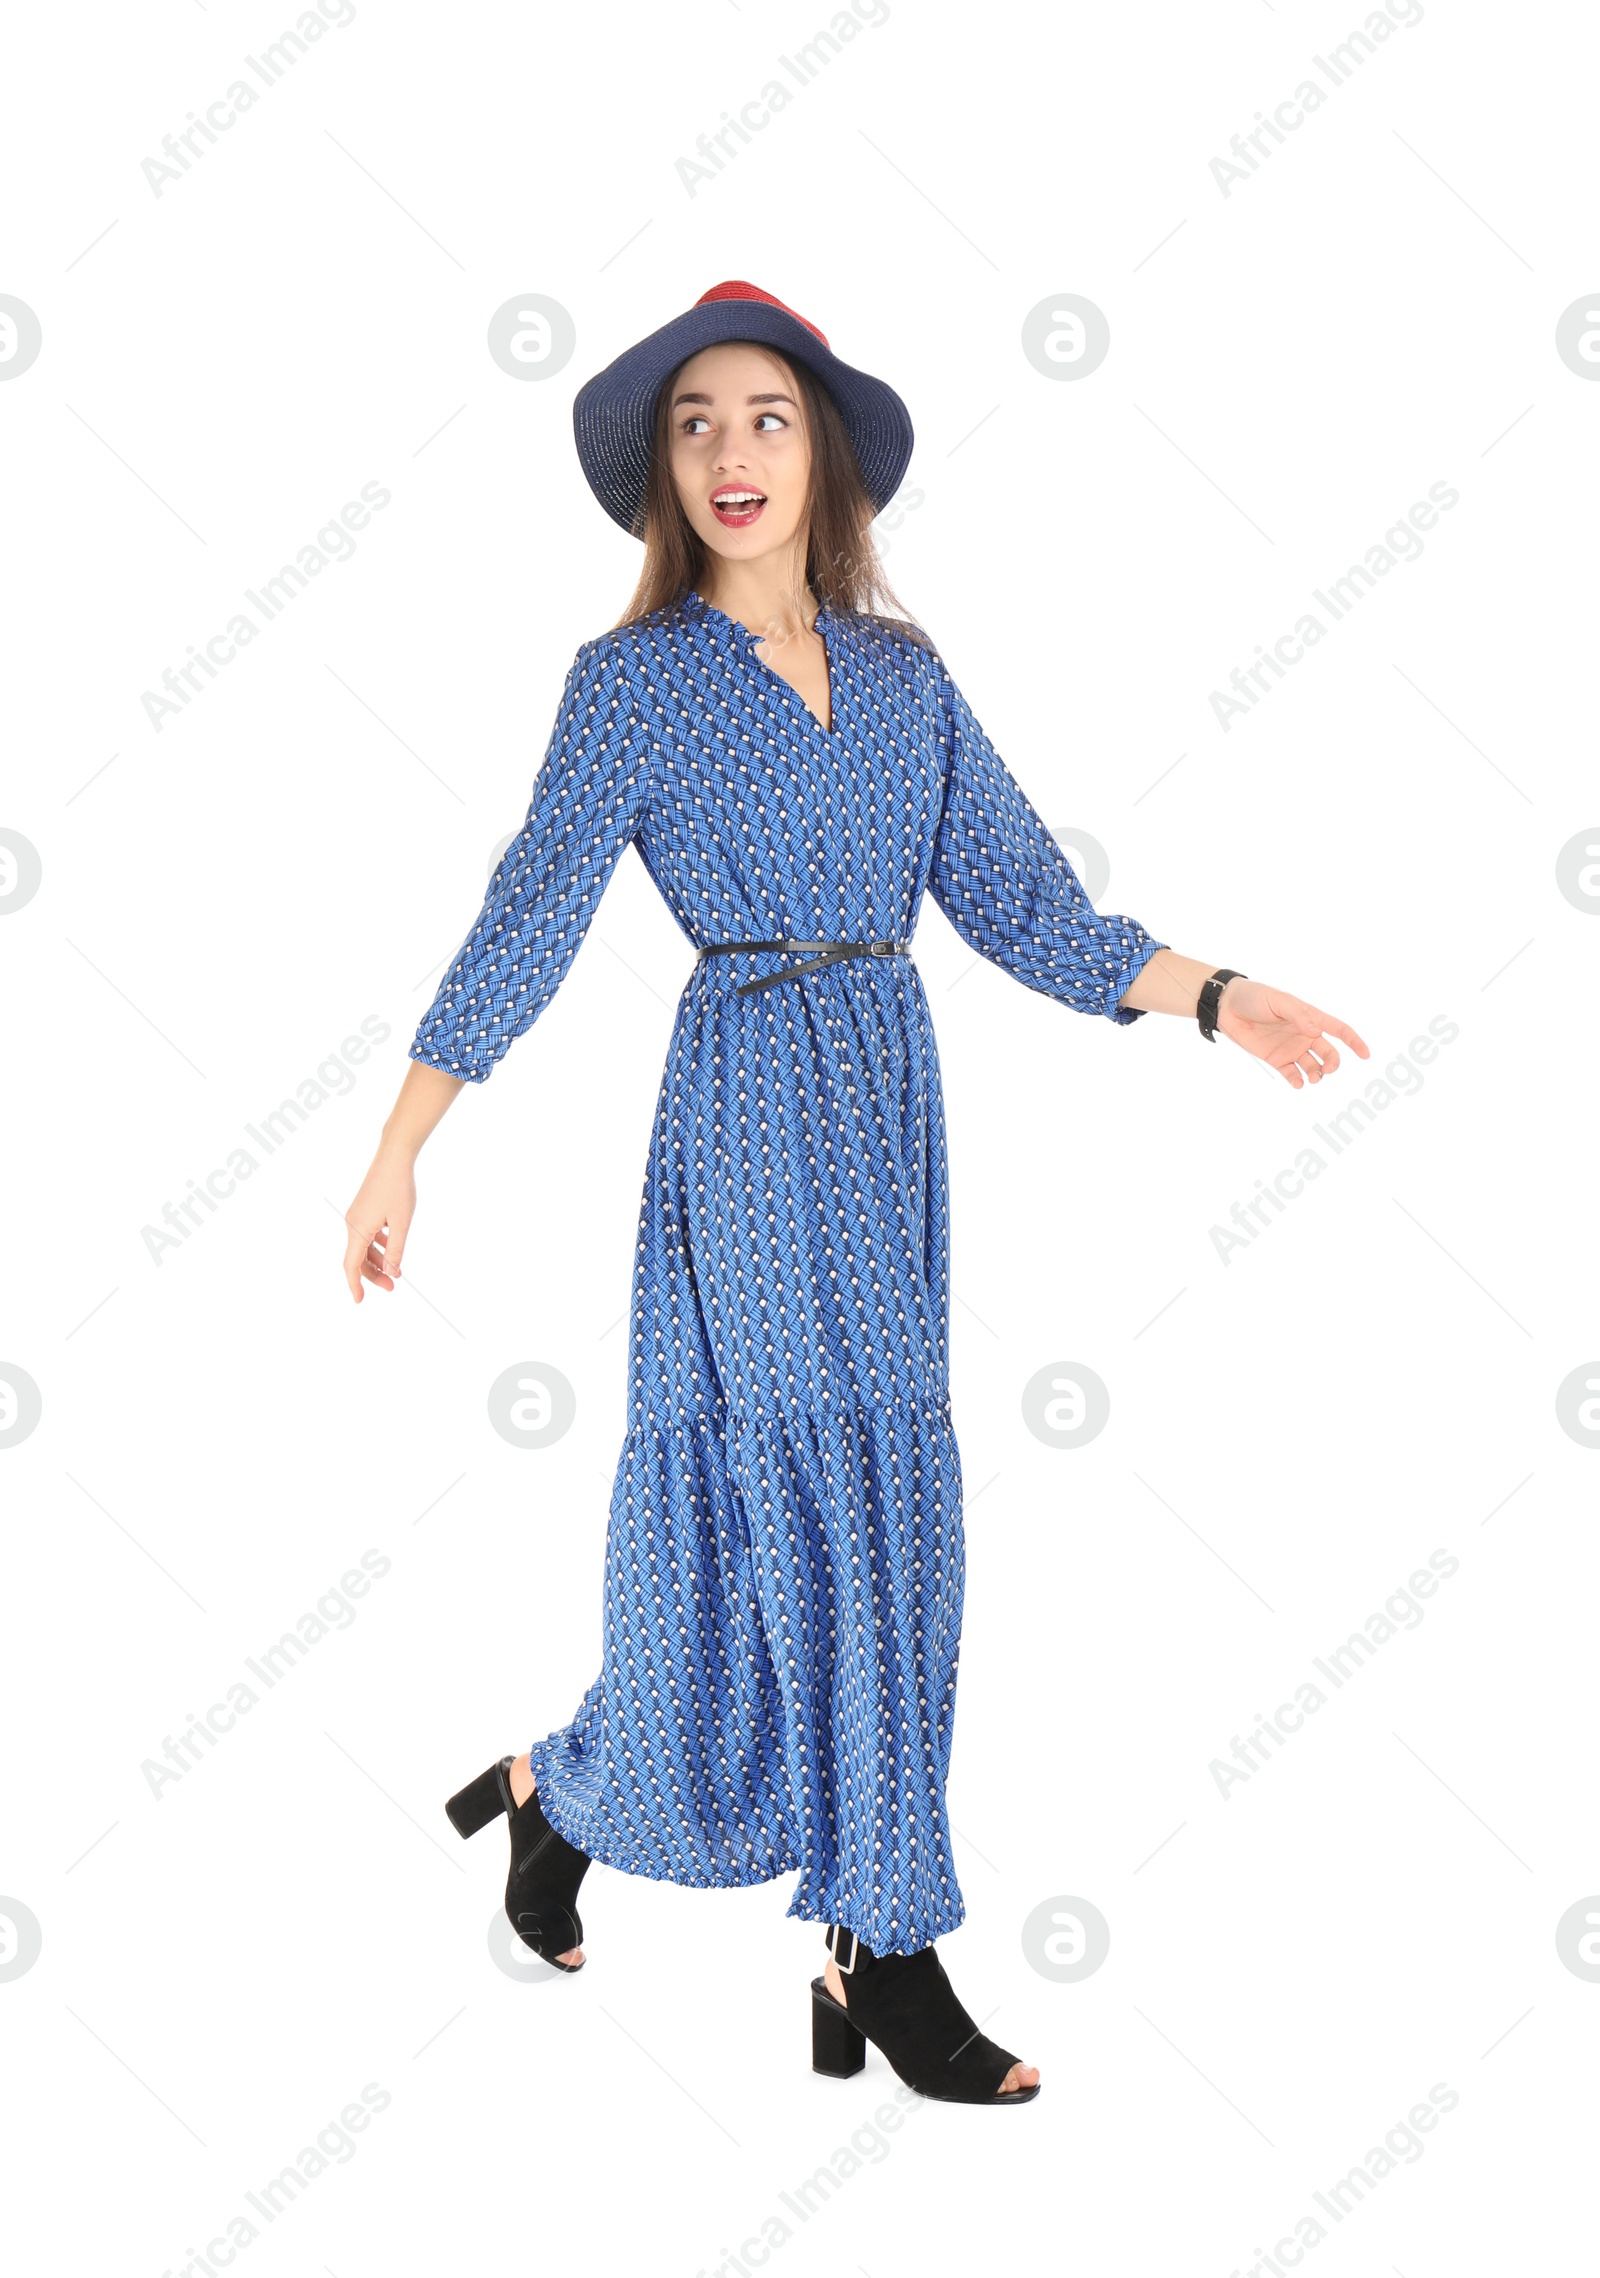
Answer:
[1197,969,1245,1041]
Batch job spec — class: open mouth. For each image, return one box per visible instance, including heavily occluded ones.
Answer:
[711,489,767,527]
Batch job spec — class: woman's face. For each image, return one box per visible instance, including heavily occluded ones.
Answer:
[665,341,811,574]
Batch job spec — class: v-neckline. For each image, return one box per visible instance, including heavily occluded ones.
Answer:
[688,589,839,742]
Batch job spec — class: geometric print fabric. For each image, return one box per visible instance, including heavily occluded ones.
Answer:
[410,583,1164,1953]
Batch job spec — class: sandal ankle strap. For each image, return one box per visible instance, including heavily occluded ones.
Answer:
[825,1921,874,1974]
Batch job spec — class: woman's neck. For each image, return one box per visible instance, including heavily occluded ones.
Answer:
[697,564,817,641]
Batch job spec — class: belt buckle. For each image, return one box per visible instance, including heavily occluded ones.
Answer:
[826,1922,859,1974]
[869,939,895,958]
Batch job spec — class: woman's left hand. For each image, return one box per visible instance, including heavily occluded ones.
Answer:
[1215,978,1370,1089]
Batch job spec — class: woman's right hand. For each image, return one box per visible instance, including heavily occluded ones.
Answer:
[342,1142,418,1302]
[342,1061,466,1302]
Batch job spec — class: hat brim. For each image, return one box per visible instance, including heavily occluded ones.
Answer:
[572,298,914,539]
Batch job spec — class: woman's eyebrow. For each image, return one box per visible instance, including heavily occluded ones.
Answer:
[670,390,798,410]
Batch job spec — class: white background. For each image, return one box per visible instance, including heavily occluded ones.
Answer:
[3,1,1596,2271]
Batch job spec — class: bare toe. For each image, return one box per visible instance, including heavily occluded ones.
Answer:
[1000,2061,1040,2095]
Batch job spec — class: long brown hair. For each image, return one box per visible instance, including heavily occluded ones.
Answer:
[611,342,931,648]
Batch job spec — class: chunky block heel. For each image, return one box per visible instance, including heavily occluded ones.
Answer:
[445,1763,507,1839]
[444,1755,592,1972]
[813,1923,1040,2105]
[811,1977,867,2077]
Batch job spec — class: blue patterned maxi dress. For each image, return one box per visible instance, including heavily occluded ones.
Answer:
[409,585,1164,1955]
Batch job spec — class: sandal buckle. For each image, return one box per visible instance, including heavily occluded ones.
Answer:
[826,1922,859,1974]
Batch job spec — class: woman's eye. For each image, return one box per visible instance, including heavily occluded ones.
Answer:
[681,412,785,436]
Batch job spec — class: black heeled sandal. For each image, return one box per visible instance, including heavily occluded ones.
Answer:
[445,1756,590,1973]
[811,1922,1041,2105]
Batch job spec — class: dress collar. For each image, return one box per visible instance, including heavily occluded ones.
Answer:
[679,587,832,646]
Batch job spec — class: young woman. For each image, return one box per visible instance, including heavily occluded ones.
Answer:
[342,280,1367,2107]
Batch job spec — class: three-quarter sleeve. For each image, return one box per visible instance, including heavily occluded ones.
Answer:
[409,633,657,1081]
[924,647,1166,1023]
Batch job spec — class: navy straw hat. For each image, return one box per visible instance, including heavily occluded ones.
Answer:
[572,279,914,540]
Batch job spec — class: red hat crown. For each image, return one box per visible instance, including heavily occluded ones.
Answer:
[692,279,830,351]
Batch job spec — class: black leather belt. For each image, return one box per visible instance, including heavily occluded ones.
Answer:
[697,937,912,998]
